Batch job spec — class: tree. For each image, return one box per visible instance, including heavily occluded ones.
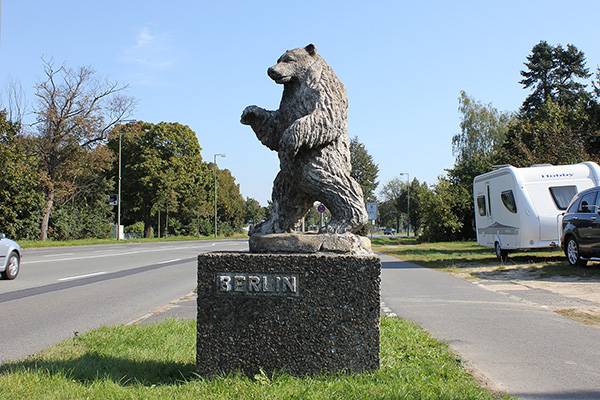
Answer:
[452,91,511,162]
[405,179,428,234]
[50,145,114,240]
[108,122,209,238]
[594,68,600,98]
[214,168,245,235]
[500,99,588,167]
[448,91,511,239]
[0,111,44,239]
[520,41,590,115]
[349,136,379,201]
[244,197,265,225]
[380,178,405,233]
[379,177,425,235]
[33,60,134,240]
[419,179,464,242]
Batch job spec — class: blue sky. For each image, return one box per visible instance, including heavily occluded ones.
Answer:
[1,1,599,204]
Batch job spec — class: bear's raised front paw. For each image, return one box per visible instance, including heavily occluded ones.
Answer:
[240,105,262,125]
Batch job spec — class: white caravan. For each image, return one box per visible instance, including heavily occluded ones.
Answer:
[473,162,600,259]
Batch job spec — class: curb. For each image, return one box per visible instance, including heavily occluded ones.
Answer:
[127,290,196,325]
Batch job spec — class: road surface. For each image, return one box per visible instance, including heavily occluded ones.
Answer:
[380,254,600,400]
[0,240,247,363]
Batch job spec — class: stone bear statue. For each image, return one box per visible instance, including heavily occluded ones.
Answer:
[241,44,368,235]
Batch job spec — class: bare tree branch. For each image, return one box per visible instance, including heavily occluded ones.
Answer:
[33,58,136,240]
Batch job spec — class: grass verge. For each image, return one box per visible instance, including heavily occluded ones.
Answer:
[19,233,248,249]
[556,309,600,326]
[371,237,600,280]
[0,318,509,399]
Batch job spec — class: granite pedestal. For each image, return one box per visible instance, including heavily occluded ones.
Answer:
[196,252,381,376]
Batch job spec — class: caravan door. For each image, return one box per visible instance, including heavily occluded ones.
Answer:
[474,183,493,246]
[486,183,493,223]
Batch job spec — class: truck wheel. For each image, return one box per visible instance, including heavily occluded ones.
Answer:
[495,242,509,262]
[565,238,588,267]
[2,252,20,280]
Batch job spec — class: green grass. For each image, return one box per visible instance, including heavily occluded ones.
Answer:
[19,233,248,249]
[371,237,600,279]
[372,237,563,268]
[0,318,509,400]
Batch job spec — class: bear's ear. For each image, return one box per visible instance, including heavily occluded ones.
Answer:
[305,43,316,56]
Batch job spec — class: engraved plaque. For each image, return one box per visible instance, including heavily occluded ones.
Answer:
[215,272,299,296]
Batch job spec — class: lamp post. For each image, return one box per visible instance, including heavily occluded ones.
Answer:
[213,153,226,238]
[116,119,137,240]
[399,172,410,237]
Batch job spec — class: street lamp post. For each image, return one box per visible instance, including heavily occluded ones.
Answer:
[213,153,226,238]
[116,119,137,240]
[117,128,122,239]
[399,172,410,237]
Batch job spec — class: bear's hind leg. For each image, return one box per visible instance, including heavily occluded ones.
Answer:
[250,171,312,235]
[306,169,368,235]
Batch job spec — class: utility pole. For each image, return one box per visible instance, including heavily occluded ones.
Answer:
[213,153,226,238]
[400,172,410,237]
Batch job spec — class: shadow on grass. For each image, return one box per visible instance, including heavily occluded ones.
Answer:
[0,352,197,386]
[387,247,492,256]
[381,260,425,269]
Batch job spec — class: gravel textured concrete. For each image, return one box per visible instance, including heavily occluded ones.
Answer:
[196,252,381,376]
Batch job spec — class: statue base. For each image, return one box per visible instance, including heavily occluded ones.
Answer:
[249,232,372,255]
[196,252,381,377]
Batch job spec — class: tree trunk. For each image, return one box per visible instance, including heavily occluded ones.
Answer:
[40,188,55,241]
[144,219,153,238]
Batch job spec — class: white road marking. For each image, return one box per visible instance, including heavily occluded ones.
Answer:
[26,245,214,264]
[157,258,181,264]
[43,253,74,257]
[58,271,108,281]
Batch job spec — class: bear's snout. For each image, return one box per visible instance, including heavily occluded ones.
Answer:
[268,66,291,84]
[267,66,280,80]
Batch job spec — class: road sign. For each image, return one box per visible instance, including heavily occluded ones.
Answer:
[366,202,378,221]
[317,203,326,213]
[108,194,118,206]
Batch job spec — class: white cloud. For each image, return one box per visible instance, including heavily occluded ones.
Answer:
[135,27,155,48]
[120,27,176,85]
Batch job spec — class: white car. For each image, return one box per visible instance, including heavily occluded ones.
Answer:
[0,234,21,280]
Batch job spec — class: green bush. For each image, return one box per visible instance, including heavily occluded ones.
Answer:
[50,204,112,240]
[125,221,145,236]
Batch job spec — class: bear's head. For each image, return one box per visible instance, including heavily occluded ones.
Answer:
[267,44,320,85]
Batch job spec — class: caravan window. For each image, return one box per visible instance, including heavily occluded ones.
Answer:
[501,190,517,213]
[476,196,487,216]
[549,186,578,210]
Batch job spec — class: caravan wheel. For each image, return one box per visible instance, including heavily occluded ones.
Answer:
[566,238,588,267]
[495,242,509,262]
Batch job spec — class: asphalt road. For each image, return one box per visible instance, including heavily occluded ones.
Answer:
[0,239,247,363]
[380,254,600,400]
